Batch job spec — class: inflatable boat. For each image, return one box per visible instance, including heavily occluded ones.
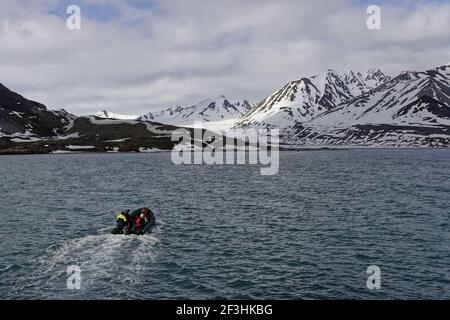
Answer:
[111,207,156,235]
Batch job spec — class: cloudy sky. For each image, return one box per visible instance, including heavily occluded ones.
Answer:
[0,0,449,115]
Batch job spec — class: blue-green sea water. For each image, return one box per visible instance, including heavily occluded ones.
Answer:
[0,149,449,299]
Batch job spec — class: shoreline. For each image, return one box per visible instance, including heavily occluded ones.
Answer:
[2,146,450,156]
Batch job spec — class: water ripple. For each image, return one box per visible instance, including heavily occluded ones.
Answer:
[0,150,449,299]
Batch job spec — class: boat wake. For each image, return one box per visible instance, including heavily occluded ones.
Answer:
[10,224,162,299]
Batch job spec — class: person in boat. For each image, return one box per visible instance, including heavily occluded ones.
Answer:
[132,208,149,235]
[116,209,131,234]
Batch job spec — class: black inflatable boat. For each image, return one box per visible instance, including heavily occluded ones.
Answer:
[111,207,156,235]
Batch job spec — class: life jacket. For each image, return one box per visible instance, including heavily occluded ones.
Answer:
[117,213,127,222]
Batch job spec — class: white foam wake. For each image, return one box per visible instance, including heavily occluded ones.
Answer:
[12,224,163,298]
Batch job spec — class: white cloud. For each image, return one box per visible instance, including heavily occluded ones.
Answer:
[0,0,449,115]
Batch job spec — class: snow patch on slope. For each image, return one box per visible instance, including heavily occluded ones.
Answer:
[93,110,139,120]
[139,96,253,130]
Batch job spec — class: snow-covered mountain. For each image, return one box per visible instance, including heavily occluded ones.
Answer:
[139,95,254,130]
[289,65,450,147]
[0,83,201,153]
[2,65,449,151]
[304,66,450,127]
[93,110,139,120]
[364,68,392,89]
[93,96,254,131]
[233,69,391,131]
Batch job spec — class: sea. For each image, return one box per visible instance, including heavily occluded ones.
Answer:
[0,149,449,299]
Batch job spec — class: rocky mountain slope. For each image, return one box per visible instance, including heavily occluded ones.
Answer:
[233,69,391,130]
[1,64,449,153]
[288,65,450,147]
[0,83,71,140]
[0,84,200,154]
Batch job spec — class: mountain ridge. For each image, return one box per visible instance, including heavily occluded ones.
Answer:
[0,83,72,138]
[233,68,392,130]
[1,64,449,152]
[138,95,254,127]
[287,65,450,147]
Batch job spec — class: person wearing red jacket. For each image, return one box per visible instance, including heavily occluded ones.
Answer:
[133,208,149,235]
